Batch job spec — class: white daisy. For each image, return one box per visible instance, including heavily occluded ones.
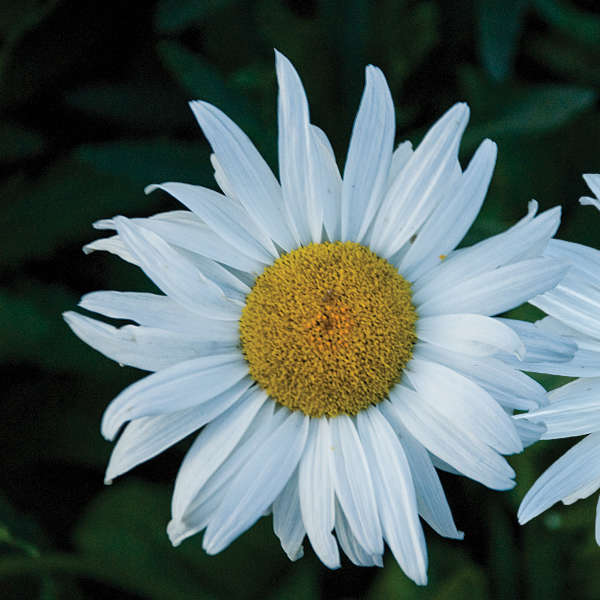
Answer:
[65,51,569,584]
[518,174,600,543]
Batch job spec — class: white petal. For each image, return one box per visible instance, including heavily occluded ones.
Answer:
[496,318,577,365]
[531,271,600,340]
[518,433,600,524]
[370,103,470,258]
[387,141,413,185]
[63,311,235,372]
[311,125,342,241]
[412,205,561,300]
[379,406,463,540]
[357,407,427,585]
[513,418,546,448]
[203,410,309,554]
[399,139,497,280]
[104,376,253,482]
[298,418,340,568]
[188,100,296,251]
[334,498,382,567]
[516,378,600,439]
[582,173,600,207]
[101,353,248,440]
[145,182,276,262]
[387,384,515,490]
[414,343,545,411]
[407,358,522,454]
[329,415,383,556]
[276,51,323,244]
[114,217,241,320]
[79,291,238,341]
[176,249,250,302]
[417,257,568,317]
[171,386,268,520]
[132,211,264,274]
[341,66,394,243]
[416,314,525,358]
[169,401,284,546]
[84,234,136,264]
[273,469,305,561]
[544,238,600,287]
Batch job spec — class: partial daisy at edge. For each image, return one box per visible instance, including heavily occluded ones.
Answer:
[516,174,600,545]
[64,50,574,585]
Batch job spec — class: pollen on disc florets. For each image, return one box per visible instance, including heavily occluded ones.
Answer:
[239,241,417,418]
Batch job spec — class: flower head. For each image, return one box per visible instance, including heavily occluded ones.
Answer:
[65,51,568,584]
[518,174,600,543]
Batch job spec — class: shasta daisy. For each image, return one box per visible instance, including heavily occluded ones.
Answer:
[65,51,570,584]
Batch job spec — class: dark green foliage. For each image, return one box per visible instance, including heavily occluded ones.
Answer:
[2,0,600,598]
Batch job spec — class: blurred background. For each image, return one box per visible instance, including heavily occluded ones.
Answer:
[1,0,600,598]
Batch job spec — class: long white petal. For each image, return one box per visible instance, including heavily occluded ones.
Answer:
[171,387,268,520]
[145,182,276,262]
[105,376,253,482]
[203,410,309,554]
[412,206,561,300]
[114,217,241,320]
[417,257,568,317]
[399,139,496,280]
[84,234,136,264]
[388,385,515,490]
[357,407,427,585]
[64,311,236,372]
[531,271,600,340]
[416,314,525,358]
[329,415,383,556]
[169,401,284,546]
[414,343,545,411]
[518,433,600,524]
[341,66,394,243]
[311,125,342,242]
[273,469,305,561]
[379,405,463,539]
[101,353,248,440]
[370,103,470,258]
[334,498,382,567]
[130,210,264,274]
[276,51,323,244]
[79,291,239,340]
[515,378,600,439]
[407,358,522,454]
[188,100,296,251]
[299,418,340,568]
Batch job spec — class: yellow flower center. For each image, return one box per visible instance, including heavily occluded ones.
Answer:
[239,241,417,417]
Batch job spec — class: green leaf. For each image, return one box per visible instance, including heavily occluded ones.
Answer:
[66,82,190,132]
[459,71,597,148]
[0,159,160,268]
[0,122,45,162]
[73,480,293,600]
[533,0,600,48]
[476,0,529,82]
[75,138,212,188]
[367,542,488,599]
[73,481,214,600]
[156,41,264,143]
[154,0,238,34]
[525,33,600,88]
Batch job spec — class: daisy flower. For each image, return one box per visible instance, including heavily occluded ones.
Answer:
[64,51,569,584]
[518,174,600,543]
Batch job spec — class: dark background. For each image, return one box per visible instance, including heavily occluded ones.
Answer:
[2,0,600,598]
